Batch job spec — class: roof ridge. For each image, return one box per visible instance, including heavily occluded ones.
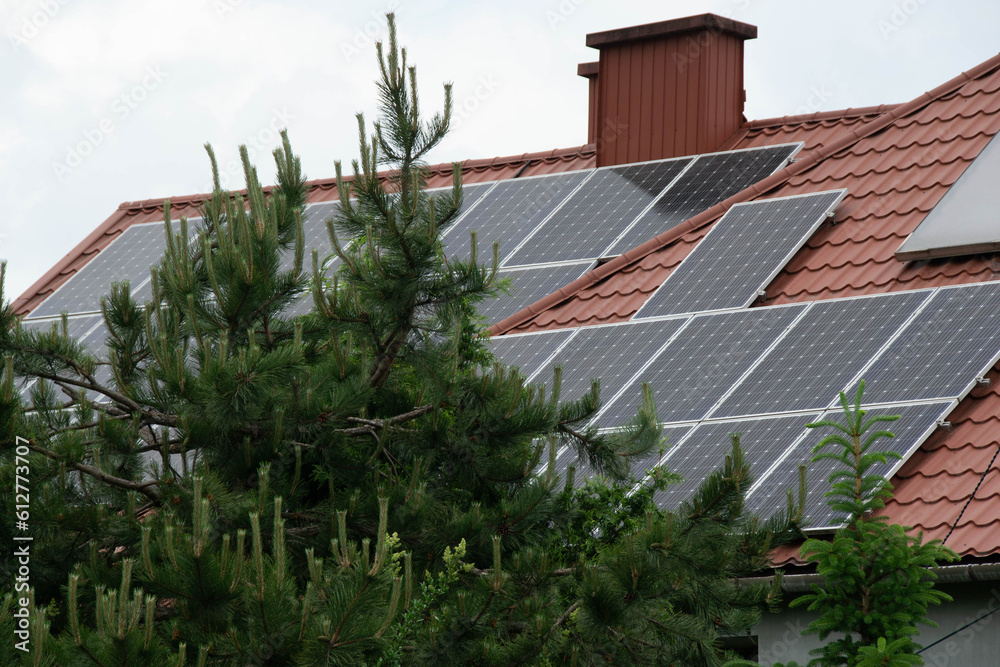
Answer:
[488,51,1000,336]
[746,104,901,129]
[115,144,596,213]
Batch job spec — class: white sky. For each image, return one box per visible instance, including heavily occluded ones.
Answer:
[2,0,999,303]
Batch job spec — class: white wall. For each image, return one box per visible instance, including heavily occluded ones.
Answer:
[752,581,1000,666]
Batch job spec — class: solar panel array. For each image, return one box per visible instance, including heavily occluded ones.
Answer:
[487,278,1000,529]
[598,306,805,426]
[541,318,689,404]
[855,281,1000,404]
[485,330,575,379]
[712,291,933,418]
[606,144,799,256]
[652,412,822,510]
[634,191,846,318]
[745,401,954,528]
[504,158,693,265]
[502,144,800,267]
[24,143,800,334]
[32,223,184,318]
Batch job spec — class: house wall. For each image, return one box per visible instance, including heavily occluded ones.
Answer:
[753,581,1000,665]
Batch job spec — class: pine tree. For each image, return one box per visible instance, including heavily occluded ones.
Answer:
[1,14,805,665]
[775,382,957,667]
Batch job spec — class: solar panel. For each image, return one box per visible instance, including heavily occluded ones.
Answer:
[477,263,591,325]
[442,171,592,264]
[746,402,953,528]
[858,281,1000,404]
[711,291,933,419]
[504,158,693,266]
[605,144,801,256]
[542,318,689,406]
[634,191,846,318]
[599,306,806,427]
[486,329,575,380]
[32,223,183,318]
[651,412,820,511]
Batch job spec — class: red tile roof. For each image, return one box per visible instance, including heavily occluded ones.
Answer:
[486,53,1000,565]
[14,48,1000,569]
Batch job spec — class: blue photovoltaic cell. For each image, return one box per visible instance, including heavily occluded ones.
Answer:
[598,306,805,427]
[652,413,819,511]
[32,223,188,318]
[546,425,692,490]
[712,291,932,418]
[504,158,692,265]
[541,318,689,406]
[477,263,591,325]
[857,281,1000,404]
[442,171,592,264]
[746,402,952,528]
[606,144,799,256]
[486,329,575,380]
[634,191,844,318]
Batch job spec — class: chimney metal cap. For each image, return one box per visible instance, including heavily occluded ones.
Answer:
[586,13,757,49]
[577,61,599,78]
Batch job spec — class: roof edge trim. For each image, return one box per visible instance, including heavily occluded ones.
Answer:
[895,240,1000,261]
[745,103,902,129]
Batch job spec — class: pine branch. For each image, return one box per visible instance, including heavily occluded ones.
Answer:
[27,442,162,503]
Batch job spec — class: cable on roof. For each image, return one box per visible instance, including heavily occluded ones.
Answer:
[942,437,1000,546]
[512,160,533,178]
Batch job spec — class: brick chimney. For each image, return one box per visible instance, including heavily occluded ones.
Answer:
[580,13,757,167]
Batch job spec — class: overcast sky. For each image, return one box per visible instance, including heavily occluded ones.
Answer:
[2,0,999,303]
